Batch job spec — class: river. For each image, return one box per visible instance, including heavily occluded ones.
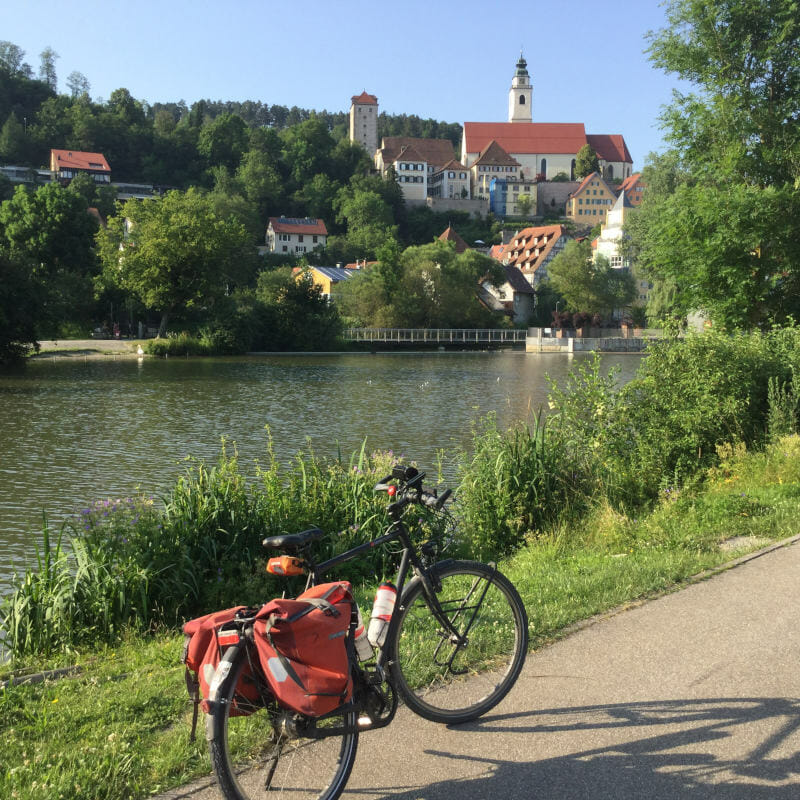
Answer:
[0,351,642,595]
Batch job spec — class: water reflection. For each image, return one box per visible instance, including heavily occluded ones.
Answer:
[0,352,641,593]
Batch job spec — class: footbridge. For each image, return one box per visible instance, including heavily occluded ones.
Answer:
[343,328,526,346]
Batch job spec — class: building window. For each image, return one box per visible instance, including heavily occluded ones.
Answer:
[520,95,525,105]
[298,235,304,243]
[448,171,455,178]
[312,235,318,243]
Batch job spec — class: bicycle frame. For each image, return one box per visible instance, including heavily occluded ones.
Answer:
[305,513,478,674]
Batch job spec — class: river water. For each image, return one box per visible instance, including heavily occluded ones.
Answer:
[0,351,642,595]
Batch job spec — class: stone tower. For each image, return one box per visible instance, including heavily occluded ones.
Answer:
[349,91,379,156]
[508,54,532,123]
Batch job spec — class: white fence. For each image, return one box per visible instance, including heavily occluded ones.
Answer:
[343,328,527,344]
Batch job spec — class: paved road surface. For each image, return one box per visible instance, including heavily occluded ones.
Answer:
[164,540,800,799]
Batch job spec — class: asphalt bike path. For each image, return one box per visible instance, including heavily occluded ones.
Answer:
[165,538,800,799]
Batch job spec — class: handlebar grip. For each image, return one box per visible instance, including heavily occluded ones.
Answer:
[374,475,394,492]
[435,488,453,510]
[420,492,439,509]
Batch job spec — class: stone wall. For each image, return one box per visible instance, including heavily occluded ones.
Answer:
[537,181,580,216]
[426,197,489,217]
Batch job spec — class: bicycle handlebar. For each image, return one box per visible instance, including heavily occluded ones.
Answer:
[374,468,453,515]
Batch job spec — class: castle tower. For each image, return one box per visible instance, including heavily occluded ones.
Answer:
[508,54,532,123]
[349,91,379,156]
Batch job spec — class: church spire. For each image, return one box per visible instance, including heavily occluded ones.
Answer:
[509,52,532,123]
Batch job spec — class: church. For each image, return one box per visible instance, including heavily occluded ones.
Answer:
[460,55,633,184]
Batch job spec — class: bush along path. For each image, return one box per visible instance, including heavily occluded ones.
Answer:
[3,330,800,799]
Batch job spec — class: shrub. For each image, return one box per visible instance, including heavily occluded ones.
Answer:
[143,333,210,357]
[454,414,580,560]
[611,331,791,504]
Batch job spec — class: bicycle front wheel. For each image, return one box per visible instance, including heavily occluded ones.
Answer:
[389,560,528,724]
[207,645,358,800]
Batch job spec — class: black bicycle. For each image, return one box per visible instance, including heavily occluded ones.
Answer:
[206,465,528,800]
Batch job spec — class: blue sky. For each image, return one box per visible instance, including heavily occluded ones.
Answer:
[4,0,689,170]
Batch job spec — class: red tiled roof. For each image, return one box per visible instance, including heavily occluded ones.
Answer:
[572,172,599,196]
[351,91,378,105]
[378,137,455,169]
[463,122,588,156]
[437,158,467,171]
[586,134,632,165]
[344,260,378,269]
[489,243,508,260]
[396,144,427,164]
[268,217,328,235]
[473,139,520,167]
[438,226,469,254]
[618,172,642,192]
[569,172,615,199]
[499,224,567,276]
[50,149,110,173]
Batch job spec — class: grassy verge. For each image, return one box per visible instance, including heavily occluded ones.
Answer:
[2,437,798,800]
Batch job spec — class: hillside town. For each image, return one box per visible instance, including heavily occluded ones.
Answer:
[0,54,649,332]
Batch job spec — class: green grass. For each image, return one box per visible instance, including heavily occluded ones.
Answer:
[2,437,799,800]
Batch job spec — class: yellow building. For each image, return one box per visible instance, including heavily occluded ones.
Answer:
[566,172,616,224]
[295,266,358,300]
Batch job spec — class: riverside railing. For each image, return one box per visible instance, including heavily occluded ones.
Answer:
[343,328,527,344]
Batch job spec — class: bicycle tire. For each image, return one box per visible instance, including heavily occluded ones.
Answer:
[207,644,359,800]
[388,560,528,724]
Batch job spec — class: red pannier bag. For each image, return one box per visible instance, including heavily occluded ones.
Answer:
[182,606,260,738]
[253,581,354,718]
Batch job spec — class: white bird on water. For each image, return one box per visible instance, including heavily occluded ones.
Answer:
[137,345,144,356]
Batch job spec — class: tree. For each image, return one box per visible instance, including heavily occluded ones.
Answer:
[0,183,99,330]
[280,117,335,187]
[334,187,399,259]
[647,0,800,186]
[0,250,39,361]
[0,41,27,74]
[515,193,532,217]
[338,241,503,328]
[236,149,284,221]
[628,0,800,328]
[0,112,26,162]
[574,144,599,178]
[66,171,98,207]
[97,189,254,336]
[198,113,249,171]
[292,173,339,228]
[38,47,58,92]
[546,240,635,317]
[66,71,90,99]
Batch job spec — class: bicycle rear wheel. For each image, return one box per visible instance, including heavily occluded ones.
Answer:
[207,645,358,800]
[389,560,528,724]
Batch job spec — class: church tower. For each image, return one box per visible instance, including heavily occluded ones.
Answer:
[349,91,379,156]
[508,54,532,123]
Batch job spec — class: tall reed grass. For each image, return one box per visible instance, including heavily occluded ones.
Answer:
[4,329,800,658]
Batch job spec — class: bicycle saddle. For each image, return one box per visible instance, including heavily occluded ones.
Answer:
[262,527,325,550]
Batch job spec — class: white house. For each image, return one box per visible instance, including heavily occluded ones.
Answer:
[266,217,328,255]
[375,137,456,203]
[428,159,471,200]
